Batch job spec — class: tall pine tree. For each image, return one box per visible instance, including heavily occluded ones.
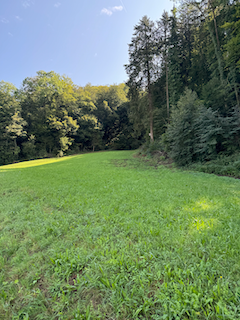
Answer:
[125,16,157,142]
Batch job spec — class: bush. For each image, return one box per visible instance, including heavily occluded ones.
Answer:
[165,89,201,166]
[165,89,240,167]
[188,152,240,178]
[138,139,165,156]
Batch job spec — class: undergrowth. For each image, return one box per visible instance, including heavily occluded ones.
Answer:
[139,141,240,179]
[188,153,240,178]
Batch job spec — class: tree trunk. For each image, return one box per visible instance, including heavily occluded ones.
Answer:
[230,67,240,107]
[166,62,170,122]
[164,25,170,123]
[148,90,154,142]
[147,63,154,142]
[208,0,220,50]
[209,25,224,84]
[234,82,240,107]
[194,0,223,83]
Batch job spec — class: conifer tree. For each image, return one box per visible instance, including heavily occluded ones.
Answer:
[157,11,170,121]
[125,16,157,142]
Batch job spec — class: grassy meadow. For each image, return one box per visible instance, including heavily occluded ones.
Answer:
[0,151,240,319]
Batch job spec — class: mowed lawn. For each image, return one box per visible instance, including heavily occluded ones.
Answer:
[0,151,240,320]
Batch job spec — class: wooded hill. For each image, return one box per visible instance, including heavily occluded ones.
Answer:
[1,0,239,166]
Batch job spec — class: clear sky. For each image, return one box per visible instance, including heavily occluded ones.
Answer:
[1,0,173,88]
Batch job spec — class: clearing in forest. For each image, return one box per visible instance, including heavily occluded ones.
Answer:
[0,151,240,319]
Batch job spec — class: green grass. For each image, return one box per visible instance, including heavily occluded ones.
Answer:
[0,151,240,320]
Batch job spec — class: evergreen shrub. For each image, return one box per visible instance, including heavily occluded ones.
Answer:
[165,89,240,166]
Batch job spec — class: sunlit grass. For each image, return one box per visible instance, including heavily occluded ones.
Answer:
[190,217,218,232]
[183,198,216,213]
[0,155,80,169]
[0,150,240,319]
[194,199,212,210]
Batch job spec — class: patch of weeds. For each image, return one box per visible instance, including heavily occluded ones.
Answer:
[134,141,173,169]
[49,248,88,280]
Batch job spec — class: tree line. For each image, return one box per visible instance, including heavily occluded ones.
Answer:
[0,72,142,166]
[125,0,240,165]
[1,0,239,167]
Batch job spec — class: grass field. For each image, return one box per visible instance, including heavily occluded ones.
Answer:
[0,151,240,319]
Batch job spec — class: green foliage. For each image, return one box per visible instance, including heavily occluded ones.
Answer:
[125,15,157,141]
[0,151,240,319]
[165,89,240,166]
[194,105,240,160]
[201,77,228,112]
[165,89,201,165]
[125,0,240,160]
[188,152,240,178]
[0,73,134,164]
[108,102,142,150]
[127,90,147,141]
[6,111,27,140]
[125,16,157,89]
[77,83,132,150]
[19,71,79,156]
[0,81,22,165]
[138,139,166,157]
[223,1,240,70]
[22,135,36,159]
[195,106,224,160]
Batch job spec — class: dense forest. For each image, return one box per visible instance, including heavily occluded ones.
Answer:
[0,0,239,167]
[0,77,140,165]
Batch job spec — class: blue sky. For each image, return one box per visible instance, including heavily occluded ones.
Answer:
[1,0,173,88]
